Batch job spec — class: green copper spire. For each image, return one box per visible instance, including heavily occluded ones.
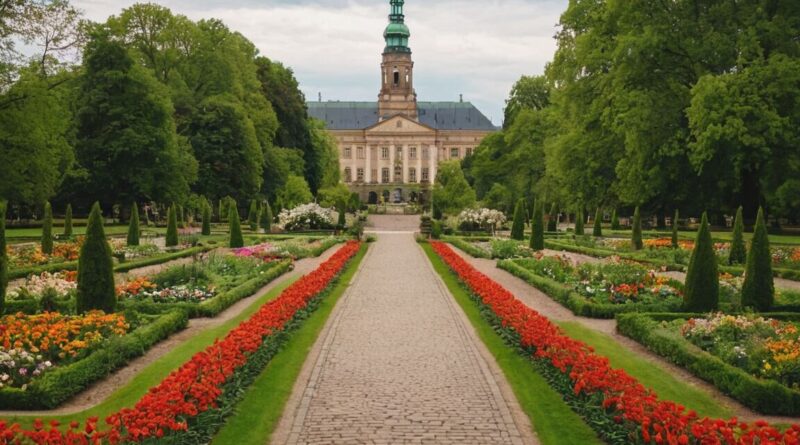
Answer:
[384,0,410,53]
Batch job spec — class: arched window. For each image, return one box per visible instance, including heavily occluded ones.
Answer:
[393,68,400,86]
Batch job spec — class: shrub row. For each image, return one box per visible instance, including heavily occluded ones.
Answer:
[0,309,188,410]
[616,312,800,416]
[497,259,681,319]
[442,236,492,259]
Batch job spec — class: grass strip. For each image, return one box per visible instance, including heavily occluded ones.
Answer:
[421,243,602,445]
[557,321,732,419]
[211,244,368,445]
[4,274,302,429]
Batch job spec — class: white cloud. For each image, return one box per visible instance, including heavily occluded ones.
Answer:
[73,0,566,125]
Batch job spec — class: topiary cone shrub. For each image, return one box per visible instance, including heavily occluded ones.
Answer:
[229,205,244,248]
[683,212,719,312]
[510,199,526,240]
[262,202,273,233]
[611,209,620,230]
[593,208,602,237]
[64,204,73,237]
[77,202,116,314]
[165,204,179,248]
[202,204,211,236]
[0,201,7,314]
[729,206,746,265]
[248,199,258,231]
[337,200,346,229]
[574,209,584,235]
[672,209,680,249]
[632,206,643,250]
[127,202,140,246]
[547,203,558,232]
[741,207,774,311]
[530,200,545,251]
[41,201,53,254]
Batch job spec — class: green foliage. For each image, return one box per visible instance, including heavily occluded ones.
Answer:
[276,175,313,210]
[547,203,558,232]
[127,202,140,246]
[41,201,53,254]
[261,201,272,233]
[248,200,258,231]
[611,209,620,230]
[631,207,643,250]
[337,201,346,229]
[741,208,774,311]
[672,209,680,249]
[202,204,211,236]
[177,205,185,228]
[504,75,550,128]
[228,205,244,248]
[165,205,179,248]
[510,199,526,240]
[530,200,545,251]
[76,203,116,314]
[592,208,602,237]
[683,213,719,312]
[0,201,6,313]
[64,204,73,237]
[729,206,746,265]
[433,161,476,217]
[574,209,584,235]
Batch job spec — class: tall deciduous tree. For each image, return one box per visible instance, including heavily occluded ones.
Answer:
[741,208,774,311]
[77,202,115,314]
[683,213,719,312]
[433,161,477,217]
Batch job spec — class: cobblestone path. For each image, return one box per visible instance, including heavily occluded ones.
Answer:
[276,233,533,444]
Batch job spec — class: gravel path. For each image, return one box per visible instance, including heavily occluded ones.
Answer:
[450,246,800,425]
[274,233,535,445]
[0,246,340,417]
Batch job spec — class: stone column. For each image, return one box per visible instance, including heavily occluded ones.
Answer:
[366,146,372,183]
[402,144,409,184]
[416,146,422,184]
[389,143,396,183]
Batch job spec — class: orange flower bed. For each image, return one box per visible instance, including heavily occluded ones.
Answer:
[0,312,129,360]
[115,277,156,297]
[643,238,695,251]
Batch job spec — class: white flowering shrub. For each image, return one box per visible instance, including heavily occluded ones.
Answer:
[458,208,507,233]
[278,203,334,231]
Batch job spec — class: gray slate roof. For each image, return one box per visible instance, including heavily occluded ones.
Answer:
[306,101,497,131]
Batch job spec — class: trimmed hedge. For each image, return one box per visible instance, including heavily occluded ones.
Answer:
[617,312,800,416]
[497,259,681,319]
[0,309,188,410]
[442,236,492,259]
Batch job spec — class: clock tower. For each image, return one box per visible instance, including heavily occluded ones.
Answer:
[378,0,417,121]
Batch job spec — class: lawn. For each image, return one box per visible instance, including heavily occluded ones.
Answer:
[421,243,603,445]
[211,244,369,445]
[605,229,800,245]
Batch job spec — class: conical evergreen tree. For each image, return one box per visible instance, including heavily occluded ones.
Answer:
[672,209,680,249]
[530,200,545,251]
[611,209,621,230]
[64,204,73,237]
[177,205,186,228]
[218,199,225,222]
[165,204,179,247]
[729,206,746,265]
[262,201,273,233]
[683,212,719,312]
[41,201,53,254]
[632,206,643,250]
[202,204,211,236]
[229,205,244,248]
[741,208,774,311]
[593,208,602,237]
[547,203,558,232]
[510,199,526,240]
[77,203,116,314]
[337,200,347,229]
[248,199,258,231]
[0,201,7,314]
[574,209,584,235]
[127,202,140,246]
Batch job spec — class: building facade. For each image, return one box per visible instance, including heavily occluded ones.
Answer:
[307,0,497,206]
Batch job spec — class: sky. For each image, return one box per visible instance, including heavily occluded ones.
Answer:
[72,0,567,125]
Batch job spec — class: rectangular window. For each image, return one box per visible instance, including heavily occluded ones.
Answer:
[371,169,378,183]
[343,147,352,159]
[409,147,417,160]
[396,146,403,160]
[422,168,430,182]
[450,147,460,159]
[465,147,473,157]
[381,147,389,160]
[344,168,352,183]
[409,168,417,183]
[422,146,430,160]
[382,168,390,184]
[357,168,364,182]
[357,147,365,159]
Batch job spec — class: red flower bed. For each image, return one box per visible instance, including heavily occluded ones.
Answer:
[0,241,361,444]
[431,241,800,445]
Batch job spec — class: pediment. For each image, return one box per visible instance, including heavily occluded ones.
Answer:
[365,115,435,134]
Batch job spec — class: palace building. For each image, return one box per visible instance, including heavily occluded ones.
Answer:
[307,0,497,206]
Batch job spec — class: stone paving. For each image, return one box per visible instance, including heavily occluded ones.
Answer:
[276,232,533,444]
